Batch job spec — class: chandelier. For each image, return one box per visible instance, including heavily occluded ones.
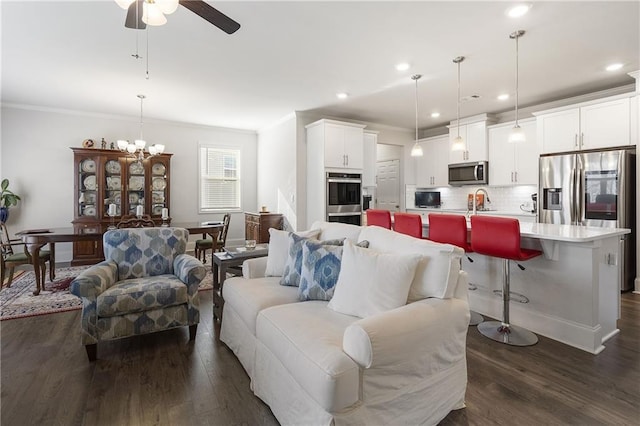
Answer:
[117,94,164,160]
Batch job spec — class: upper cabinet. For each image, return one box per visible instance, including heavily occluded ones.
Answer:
[415,135,449,187]
[307,119,366,170]
[535,95,632,154]
[448,115,496,163]
[362,131,378,187]
[488,119,539,186]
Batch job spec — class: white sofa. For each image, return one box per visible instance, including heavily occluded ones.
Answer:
[220,221,470,425]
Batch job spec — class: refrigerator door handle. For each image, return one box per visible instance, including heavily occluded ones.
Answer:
[569,167,576,224]
[577,167,585,225]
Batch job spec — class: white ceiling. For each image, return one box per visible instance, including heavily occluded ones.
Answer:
[1,1,639,132]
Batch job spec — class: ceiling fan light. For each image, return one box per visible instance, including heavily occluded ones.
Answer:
[410,142,424,157]
[508,125,526,143]
[115,0,135,10]
[142,2,168,26]
[156,0,179,15]
[451,135,466,151]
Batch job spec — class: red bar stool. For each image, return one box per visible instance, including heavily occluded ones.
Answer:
[393,212,423,238]
[428,213,483,326]
[366,209,392,229]
[470,215,542,346]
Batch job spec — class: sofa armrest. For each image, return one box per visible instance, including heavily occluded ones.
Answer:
[242,256,268,278]
[70,260,118,300]
[174,254,207,295]
[343,297,470,369]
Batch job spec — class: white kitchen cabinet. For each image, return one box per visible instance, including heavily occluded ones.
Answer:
[362,131,378,187]
[449,121,490,163]
[488,119,538,186]
[307,119,365,170]
[416,135,449,187]
[535,96,631,154]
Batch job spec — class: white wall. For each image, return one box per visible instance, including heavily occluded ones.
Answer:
[1,105,258,261]
[257,113,298,229]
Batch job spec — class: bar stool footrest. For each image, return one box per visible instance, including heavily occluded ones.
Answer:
[493,290,530,304]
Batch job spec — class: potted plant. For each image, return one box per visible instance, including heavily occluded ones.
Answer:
[0,178,21,223]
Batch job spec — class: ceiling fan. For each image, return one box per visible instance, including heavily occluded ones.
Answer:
[116,0,240,34]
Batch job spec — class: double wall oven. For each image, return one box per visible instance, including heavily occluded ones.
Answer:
[326,172,362,225]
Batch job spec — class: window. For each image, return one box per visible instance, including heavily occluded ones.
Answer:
[199,145,241,212]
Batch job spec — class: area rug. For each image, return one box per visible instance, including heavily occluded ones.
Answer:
[0,265,214,321]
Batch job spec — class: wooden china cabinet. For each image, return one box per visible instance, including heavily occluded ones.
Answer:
[71,147,172,265]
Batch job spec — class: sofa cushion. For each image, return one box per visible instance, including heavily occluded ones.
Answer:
[222,276,299,335]
[256,301,361,412]
[358,226,463,301]
[310,221,362,242]
[265,229,320,277]
[328,241,421,318]
[96,274,187,317]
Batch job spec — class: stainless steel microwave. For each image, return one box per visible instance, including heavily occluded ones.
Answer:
[448,161,488,186]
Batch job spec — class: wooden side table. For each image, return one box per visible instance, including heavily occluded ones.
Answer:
[244,212,283,243]
[211,244,269,321]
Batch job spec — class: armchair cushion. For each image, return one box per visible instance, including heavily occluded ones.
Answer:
[103,227,188,280]
[96,275,188,317]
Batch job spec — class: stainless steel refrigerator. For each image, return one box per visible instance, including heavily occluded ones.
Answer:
[539,147,636,291]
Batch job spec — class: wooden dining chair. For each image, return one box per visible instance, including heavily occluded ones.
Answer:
[195,213,231,263]
[1,223,52,289]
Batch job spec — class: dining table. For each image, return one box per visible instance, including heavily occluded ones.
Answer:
[17,222,224,296]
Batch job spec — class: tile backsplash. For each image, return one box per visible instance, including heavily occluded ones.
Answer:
[410,185,537,213]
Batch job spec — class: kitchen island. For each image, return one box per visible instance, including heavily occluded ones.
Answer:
[423,220,630,354]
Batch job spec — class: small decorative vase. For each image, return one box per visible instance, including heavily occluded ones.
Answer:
[0,207,8,224]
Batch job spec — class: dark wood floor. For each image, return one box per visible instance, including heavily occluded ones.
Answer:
[2,291,639,425]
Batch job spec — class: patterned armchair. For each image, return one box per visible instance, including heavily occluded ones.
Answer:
[70,227,206,361]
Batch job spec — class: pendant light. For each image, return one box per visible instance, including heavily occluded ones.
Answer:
[117,94,164,160]
[410,74,424,157]
[451,56,466,151]
[509,30,526,143]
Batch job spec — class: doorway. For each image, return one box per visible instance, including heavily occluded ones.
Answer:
[376,159,400,211]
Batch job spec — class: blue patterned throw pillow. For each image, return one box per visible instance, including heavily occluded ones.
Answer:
[280,236,346,287]
[298,239,370,301]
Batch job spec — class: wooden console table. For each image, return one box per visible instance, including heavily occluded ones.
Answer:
[18,222,223,295]
[211,244,269,321]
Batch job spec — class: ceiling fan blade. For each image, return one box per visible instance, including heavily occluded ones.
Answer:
[125,0,146,30]
[179,0,241,34]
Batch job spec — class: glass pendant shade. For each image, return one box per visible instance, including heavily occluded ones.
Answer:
[156,0,179,14]
[142,2,168,26]
[134,139,146,149]
[117,139,129,151]
[126,144,137,154]
[148,145,158,156]
[451,135,466,151]
[508,124,526,143]
[154,144,165,154]
[411,143,424,157]
[115,0,134,10]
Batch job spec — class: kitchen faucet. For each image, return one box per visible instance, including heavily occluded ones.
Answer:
[472,188,492,216]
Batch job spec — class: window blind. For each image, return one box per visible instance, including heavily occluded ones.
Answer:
[200,146,241,211]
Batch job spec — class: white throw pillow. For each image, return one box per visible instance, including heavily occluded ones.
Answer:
[265,228,320,277]
[328,240,421,318]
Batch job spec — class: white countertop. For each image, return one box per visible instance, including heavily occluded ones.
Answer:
[408,207,537,218]
[420,217,629,242]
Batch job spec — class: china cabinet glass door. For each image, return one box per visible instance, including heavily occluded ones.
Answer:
[149,158,168,217]
[127,160,146,216]
[103,158,123,218]
[78,156,99,219]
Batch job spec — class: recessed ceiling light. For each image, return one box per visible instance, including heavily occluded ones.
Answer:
[507,4,531,18]
[431,112,440,118]
[395,63,410,71]
[605,63,624,72]
[498,93,510,100]
[336,92,348,99]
